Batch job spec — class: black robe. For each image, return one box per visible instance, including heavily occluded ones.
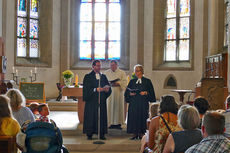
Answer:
[124,77,156,134]
[83,70,111,136]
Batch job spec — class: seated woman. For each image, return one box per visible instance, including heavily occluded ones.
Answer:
[6,89,35,126]
[0,95,20,136]
[163,105,202,153]
[193,97,210,128]
[141,95,181,152]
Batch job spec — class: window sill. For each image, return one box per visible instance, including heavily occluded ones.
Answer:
[16,57,51,67]
[153,61,193,71]
[71,60,129,70]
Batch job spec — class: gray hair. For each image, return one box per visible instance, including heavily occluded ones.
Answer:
[178,105,200,130]
[6,89,26,111]
[134,64,144,74]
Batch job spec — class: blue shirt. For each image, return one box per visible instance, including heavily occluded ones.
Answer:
[13,106,35,126]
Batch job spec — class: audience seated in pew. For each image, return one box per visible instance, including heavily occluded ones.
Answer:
[193,97,210,128]
[0,95,20,136]
[185,111,230,153]
[6,89,35,126]
[163,105,202,153]
[141,95,181,153]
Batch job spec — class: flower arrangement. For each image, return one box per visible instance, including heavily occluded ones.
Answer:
[131,72,137,79]
[62,70,74,79]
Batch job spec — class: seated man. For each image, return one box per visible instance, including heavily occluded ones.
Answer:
[224,95,230,137]
[185,111,230,153]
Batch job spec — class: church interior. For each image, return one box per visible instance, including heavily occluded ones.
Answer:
[0,0,230,153]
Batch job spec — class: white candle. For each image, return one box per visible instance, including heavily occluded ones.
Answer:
[12,66,15,73]
[16,69,18,76]
[34,67,37,73]
[30,70,33,76]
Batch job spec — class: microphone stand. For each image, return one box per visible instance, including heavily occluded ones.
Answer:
[93,73,105,144]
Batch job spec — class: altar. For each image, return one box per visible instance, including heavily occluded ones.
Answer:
[62,87,85,123]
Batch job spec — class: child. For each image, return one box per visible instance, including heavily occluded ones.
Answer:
[147,102,160,129]
[29,102,40,119]
[38,104,50,122]
[0,95,20,136]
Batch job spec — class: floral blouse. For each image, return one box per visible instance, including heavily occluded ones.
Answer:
[152,112,181,153]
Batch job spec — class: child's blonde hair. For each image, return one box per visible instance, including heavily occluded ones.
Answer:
[149,102,160,119]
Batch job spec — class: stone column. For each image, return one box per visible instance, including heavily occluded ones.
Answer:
[208,0,219,55]
[0,0,2,37]
[226,0,230,91]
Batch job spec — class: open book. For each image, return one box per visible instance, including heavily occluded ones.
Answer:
[126,87,141,94]
[109,78,120,84]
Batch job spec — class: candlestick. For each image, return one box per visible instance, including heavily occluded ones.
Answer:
[30,70,33,77]
[12,66,15,73]
[16,69,18,76]
[34,67,37,73]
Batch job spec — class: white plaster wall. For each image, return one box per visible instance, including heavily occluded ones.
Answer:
[2,0,216,101]
[142,0,204,102]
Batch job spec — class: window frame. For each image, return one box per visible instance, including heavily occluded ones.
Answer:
[69,0,130,70]
[164,0,191,62]
[79,0,121,61]
[14,0,53,68]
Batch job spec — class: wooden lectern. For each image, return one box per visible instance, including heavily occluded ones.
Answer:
[196,78,228,110]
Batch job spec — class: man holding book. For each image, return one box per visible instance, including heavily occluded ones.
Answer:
[105,60,127,129]
[83,60,111,140]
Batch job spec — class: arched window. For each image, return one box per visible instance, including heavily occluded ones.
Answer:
[79,0,121,60]
[165,0,190,61]
[16,0,39,58]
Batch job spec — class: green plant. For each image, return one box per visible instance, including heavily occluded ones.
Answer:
[62,70,74,79]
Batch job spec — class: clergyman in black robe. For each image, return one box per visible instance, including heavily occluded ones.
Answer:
[83,60,111,140]
[124,65,156,140]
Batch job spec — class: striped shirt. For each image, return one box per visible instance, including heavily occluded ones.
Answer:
[185,135,230,153]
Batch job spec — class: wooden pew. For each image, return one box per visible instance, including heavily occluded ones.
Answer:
[0,136,17,153]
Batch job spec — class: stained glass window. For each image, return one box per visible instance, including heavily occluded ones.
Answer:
[165,0,190,61]
[18,0,27,17]
[180,18,189,38]
[17,18,27,37]
[166,19,176,39]
[17,0,39,58]
[30,0,38,18]
[79,0,121,60]
[180,0,190,17]
[17,38,27,57]
[167,0,176,18]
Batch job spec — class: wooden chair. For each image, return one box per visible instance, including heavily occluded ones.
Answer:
[0,136,17,153]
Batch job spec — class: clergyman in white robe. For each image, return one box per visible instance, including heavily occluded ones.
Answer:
[105,67,127,127]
